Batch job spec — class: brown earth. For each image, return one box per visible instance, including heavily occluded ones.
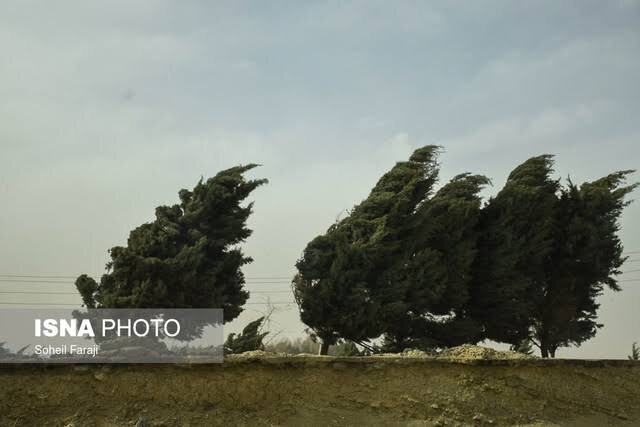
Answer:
[2,346,640,426]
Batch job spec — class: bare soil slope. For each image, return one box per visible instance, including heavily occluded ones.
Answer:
[2,347,640,426]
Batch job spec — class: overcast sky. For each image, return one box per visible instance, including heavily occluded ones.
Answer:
[1,1,639,358]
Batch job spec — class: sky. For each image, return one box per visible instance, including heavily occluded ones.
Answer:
[0,1,639,358]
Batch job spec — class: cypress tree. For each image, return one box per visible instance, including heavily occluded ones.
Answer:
[75,165,267,326]
[382,173,489,351]
[293,146,441,353]
[468,155,559,347]
[533,171,637,357]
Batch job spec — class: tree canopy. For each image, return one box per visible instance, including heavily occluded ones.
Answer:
[294,148,637,357]
[468,157,637,357]
[468,155,559,346]
[293,146,491,354]
[293,146,442,353]
[75,165,267,325]
[531,170,638,357]
[381,172,490,351]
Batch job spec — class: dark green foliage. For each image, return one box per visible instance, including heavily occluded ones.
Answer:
[75,274,98,308]
[295,149,636,357]
[469,156,637,357]
[469,155,559,346]
[382,173,489,351]
[629,342,640,361]
[292,230,379,350]
[224,317,268,354]
[294,146,490,352]
[75,165,267,325]
[533,171,638,357]
[293,146,443,352]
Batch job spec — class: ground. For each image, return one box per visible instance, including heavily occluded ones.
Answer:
[1,346,639,426]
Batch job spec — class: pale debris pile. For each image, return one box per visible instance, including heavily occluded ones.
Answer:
[436,344,533,360]
[226,344,534,360]
[376,344,533,360]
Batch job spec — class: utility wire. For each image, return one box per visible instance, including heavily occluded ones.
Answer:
[0,280,292,286]
[0,301,295,306]
[0,290,293,295]
[2,257,640,281]
[0,274,294,280]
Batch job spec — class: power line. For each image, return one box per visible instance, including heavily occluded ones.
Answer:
[0,291,77,295]
[1,263,639,283]
[0,278,292,285]
[0,281,292,287]
[243,281,301,284]
[0,302,79,306]
[248,290,293,294]
[3,275,640,287]
[0,259,638,289]
[0,274,294,280]
[3,259,640,281]
[0,289,293,296]
[0,279,71,284]
[0,274,95,280]
[247,302,295,305]
[0,301,295,307]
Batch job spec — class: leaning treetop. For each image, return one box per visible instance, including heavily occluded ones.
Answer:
[76,165,267,323]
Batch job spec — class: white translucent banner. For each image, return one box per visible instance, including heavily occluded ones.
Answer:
[0,309,223,363]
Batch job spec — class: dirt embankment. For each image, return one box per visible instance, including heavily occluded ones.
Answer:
[2,347,640,426]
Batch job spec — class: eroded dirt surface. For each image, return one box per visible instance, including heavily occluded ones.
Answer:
[2,349,639,426]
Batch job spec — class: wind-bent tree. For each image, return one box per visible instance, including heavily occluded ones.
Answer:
[75,165,267,325]
[294,148,636,356]
[469,156,637,357]
[224,317,269,354]
[629,343,640,361]
[468,155,559,347]
[382,173,490,351]
[533,171,637,357]
[293,146,441,354]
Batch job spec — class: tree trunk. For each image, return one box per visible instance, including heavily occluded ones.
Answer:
[319,341,330,355]
[540,336,549,358]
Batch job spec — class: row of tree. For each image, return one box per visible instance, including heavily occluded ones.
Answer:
[74,148,636,358]
[292,146,637,357]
